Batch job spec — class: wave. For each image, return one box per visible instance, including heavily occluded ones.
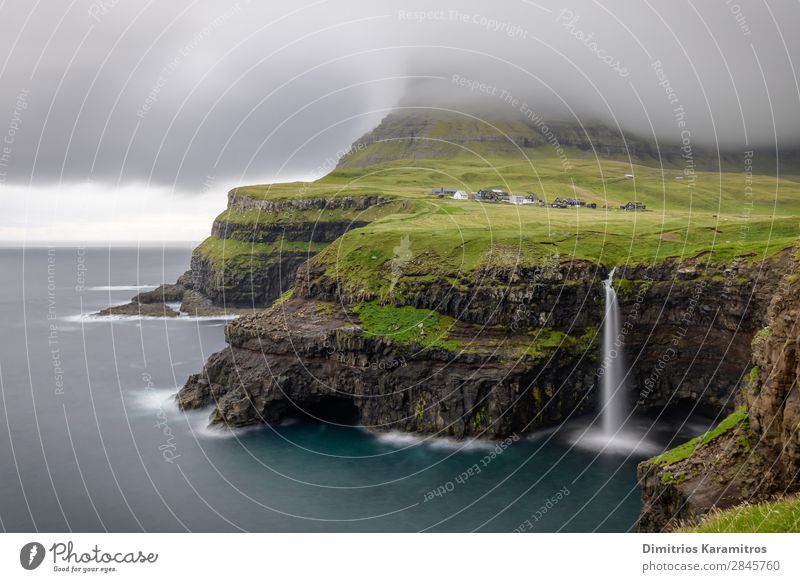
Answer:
[62,312,238,323]
[87,285,157,291]
[374,430,504,452]
[127,387,261,440]
[128,387,179,412]
[189,414,265,440]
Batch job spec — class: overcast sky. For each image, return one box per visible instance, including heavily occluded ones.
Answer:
[1,0,798,241]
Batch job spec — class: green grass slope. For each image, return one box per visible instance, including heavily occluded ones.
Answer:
[210,112,800,295]
[681,496,800,532]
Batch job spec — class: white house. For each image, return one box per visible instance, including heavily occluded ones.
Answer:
[452,190,469,200]
[506,195,533,205]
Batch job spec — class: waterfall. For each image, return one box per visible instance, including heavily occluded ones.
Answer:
[601,267,626,435]
[565,267,660,455]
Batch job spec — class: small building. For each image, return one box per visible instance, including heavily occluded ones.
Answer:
[620,201,646,211]
[452,190,469,200]
[475,188,509,201]
[432,187,457,196]
[624,173,635,179]
[507,195,533,205]
[585,202,597,209]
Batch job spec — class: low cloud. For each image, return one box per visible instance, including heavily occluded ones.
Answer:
[0,0,797,202]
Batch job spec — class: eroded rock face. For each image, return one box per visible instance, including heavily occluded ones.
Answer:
[177,297,599,437]
[636,253,800,531]
[636,425,778,532]
[618,257,782,416]
[93,271,191,317]
[189,250,309,307]
[177,253,787,440]
[746,264,800,481]
[299,255,784,417]
[190,194,393,308]
[297,258,606,329]
[226,192,391,213]
[96,302,180,318]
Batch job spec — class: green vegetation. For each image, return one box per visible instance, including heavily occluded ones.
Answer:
[352,302,460,350]
[470,407,492,432]
[516,326,598,359]
[681,496,800,533]
[649,406,749,467]
[194,236,325,269]
[414,397,426,420]
[236,151,800,298]
[207,113,800,304]
[272,288,293,307]
[748,365,760,384]
[215,200,413,227]
[660,471,687,486]
[752,326,772,346]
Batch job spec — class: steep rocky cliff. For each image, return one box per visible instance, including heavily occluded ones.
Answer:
[636,251,800,531]
[176,250,786,441]
[186,193,395,307]
[177,295,599,437]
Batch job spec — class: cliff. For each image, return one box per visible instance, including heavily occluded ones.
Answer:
[176,294,599,436]
[95,193,400,316]
[176,252,786,442]
[636,251,800,531]
[176,258,604,435]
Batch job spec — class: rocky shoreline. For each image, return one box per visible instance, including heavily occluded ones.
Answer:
[93,270,252,318]
[174,247,788,441]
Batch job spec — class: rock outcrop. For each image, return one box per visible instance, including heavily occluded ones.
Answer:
[177,296,599,437]
[188,194,394,307]
[636,252,800,531]
[95,271,189,317]
[176,250,789,442]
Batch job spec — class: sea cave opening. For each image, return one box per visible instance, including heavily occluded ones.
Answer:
[288,395,361,426]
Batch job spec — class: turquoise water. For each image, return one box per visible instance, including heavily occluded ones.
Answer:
[0,246,711,532]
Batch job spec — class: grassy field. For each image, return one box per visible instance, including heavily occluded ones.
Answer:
[213,126,800,298]
[681,496,800,533]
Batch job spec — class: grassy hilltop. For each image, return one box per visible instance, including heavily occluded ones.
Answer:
[205,111,800,301]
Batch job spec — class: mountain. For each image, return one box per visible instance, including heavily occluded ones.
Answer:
[336,109,799,172]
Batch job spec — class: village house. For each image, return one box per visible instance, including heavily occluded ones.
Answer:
[451,190,469,200]
[506,195,533,205]
[475,188,510,202]
[620,201,646,211]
